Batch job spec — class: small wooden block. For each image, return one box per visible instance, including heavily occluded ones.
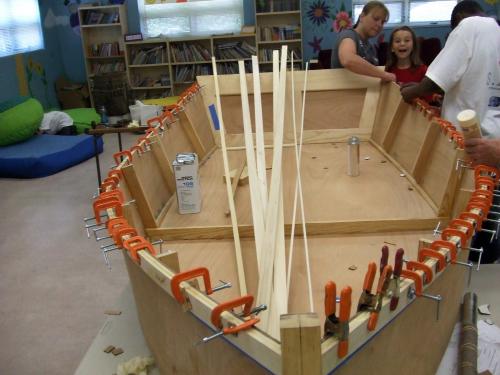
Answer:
[103,345,115,353]
[111,347,124,356]
[222,168,237,184]
[104,310,122,316]
[238,166,249,186]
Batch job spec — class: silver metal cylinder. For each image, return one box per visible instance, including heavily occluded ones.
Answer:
[347,136,360,177]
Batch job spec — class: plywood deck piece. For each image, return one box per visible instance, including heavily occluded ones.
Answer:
[178,110,207,159]
[157,250,180,273]
[381,98,406,151]
[150,139,176,194]
[411,121,440,183]
[212,56,247,296]
[122,164,157,228]
[280,314,303,375]
[252,56,268,212]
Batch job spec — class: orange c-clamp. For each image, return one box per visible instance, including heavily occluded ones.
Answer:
[400,269,442,320]
[324,281,352,358]
[122,235,156,264]
[170,267,232,307]
[202,295,263,343]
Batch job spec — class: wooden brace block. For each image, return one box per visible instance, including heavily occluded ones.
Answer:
[112,347,124,356]
[103,345,115,353]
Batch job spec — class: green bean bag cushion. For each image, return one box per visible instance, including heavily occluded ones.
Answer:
[63,108,100,134]
[0,98,44,146]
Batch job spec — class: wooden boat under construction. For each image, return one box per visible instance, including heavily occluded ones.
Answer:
[89,52,499,375]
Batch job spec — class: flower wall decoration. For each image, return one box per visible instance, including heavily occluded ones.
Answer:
[333,11,352,32]
[331,2,353,33]
[306,0,331,27]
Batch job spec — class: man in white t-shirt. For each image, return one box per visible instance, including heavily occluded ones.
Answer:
[401,0,500,167]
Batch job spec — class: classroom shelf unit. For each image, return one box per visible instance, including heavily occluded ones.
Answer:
[124,34,257,98]
[255,0,303,72]
[78,4,128,107]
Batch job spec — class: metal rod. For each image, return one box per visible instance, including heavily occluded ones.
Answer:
[461,246,483,270]
[202,331,224,344]
[421,293,442,320]
[212,280,232,293]
[454,261,473,286]
[96,235,112,242]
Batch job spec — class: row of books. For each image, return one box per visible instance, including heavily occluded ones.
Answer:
[259,26,301,42]
[133,90,172,100]
[131,46,166,65]
[89,42,121,57]
[256,0,300,13]
[174,65,212,82]
[216,62,252,74]
[132,73,171,87]
[214,41,257,60]
[91,62,125,75]
[83,10,119,25]
[259,48,301,62]
[170,43,211,63]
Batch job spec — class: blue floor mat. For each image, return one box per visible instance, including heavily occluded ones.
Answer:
[0,134,103,178]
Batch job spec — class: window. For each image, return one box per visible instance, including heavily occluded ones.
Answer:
[353,0,457,25]
[0,0,44,58]
[138,0,244,38]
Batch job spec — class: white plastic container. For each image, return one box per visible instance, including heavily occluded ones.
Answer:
[129,103,162,125]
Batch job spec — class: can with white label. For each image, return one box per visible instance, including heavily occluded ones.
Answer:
[173,153,201,214]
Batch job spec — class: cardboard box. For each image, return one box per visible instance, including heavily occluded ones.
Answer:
[55,77,90,109]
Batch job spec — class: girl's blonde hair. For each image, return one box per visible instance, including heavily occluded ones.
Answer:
[385,26,422,70]
[353,1,389,28]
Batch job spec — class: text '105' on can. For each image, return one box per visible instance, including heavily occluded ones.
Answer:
[347,136,360,177]
[173,153,201,214]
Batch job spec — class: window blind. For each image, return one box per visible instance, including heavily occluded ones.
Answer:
[138,0,244,38]
[0,0,44,58]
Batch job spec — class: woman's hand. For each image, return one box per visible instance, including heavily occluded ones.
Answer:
[465,138,500,167]
[381,71,396,82]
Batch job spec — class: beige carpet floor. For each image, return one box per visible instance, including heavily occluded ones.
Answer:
[0,134,137,374]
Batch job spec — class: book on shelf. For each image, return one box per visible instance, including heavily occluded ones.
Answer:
[259,47,301,62]
[216,61,252,74]
[259,25,301,42]
[171,42,211,63]
[131,46,165,65]
[256,0,300,13]
[174,65,212,82]
[91,61,125,75]
[85,11,104,25]
[89,42,121,57]
[215,41,256,60]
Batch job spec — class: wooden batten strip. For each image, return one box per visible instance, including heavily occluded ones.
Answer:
[145,218,443,241]
[369,139,440,214]
[381,99,406,151]
[224,160,246,217]
[411,121,440,183]
[122,164,157,228]
[287,61,313,311]
[178,110,207,159]
[238,60,265,269]
[257,48,288,335]
[252,56,268,214]
[149,137,176,194]
[211,57,247,296]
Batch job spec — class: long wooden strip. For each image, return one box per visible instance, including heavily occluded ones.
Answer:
[252,56,268,213]
[238,61,265,269]
[257,47,288,335]
[145,217,443,240]
[211,57,247,295]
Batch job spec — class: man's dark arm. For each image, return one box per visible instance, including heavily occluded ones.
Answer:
[400,77,442,103]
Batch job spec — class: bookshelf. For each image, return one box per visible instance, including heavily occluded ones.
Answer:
[124,39,172,100]
[78,4,128,107]
[124,34,257,98]
[254,0,303,72]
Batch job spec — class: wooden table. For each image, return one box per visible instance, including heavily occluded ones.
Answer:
[85,123,148,188]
